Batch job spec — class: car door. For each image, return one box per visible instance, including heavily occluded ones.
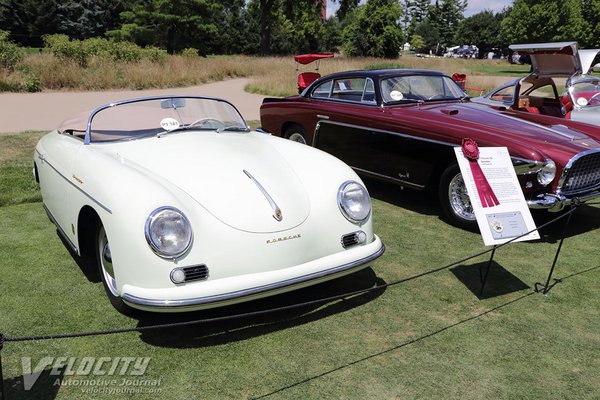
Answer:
[312,77,382,173]
[36,132,82,246]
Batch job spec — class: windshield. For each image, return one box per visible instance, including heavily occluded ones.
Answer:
[381,75,466,104]
[86,97,248,143]
[569,78,600,108]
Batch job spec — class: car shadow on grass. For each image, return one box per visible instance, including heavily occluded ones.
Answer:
[57,234,100,283]
[134,267,386,348]
[533,204,600,243]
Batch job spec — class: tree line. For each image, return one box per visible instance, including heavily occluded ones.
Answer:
[1,0,600,59]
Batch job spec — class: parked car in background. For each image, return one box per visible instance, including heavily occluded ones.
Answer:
[35,96,384,314]
[260,69,600,228]
[472,42,600,126]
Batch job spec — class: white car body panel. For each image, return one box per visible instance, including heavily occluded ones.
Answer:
[34,96,384,312]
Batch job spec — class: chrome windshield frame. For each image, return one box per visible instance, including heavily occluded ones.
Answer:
[84,95,249,145]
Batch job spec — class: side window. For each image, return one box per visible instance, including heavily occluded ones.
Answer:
[311,80,332,98]
[490,86,515,102]
[332,78,366,102]
[362,78,376,104]
[527,85,557,99]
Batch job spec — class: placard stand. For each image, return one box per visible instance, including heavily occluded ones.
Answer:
[479,245,497,296]
[535,206,575,294]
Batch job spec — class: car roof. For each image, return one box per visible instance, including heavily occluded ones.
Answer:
[320,69,446,80]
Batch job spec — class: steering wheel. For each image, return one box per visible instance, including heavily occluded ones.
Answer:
[189,118,226,129]
[587,92,600,105]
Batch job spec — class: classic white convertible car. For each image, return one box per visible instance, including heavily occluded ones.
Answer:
[34,96,384,313]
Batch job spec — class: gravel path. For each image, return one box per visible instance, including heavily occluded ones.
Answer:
[0,78,266,133]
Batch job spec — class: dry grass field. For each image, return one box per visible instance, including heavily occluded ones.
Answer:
[2,53,529,96]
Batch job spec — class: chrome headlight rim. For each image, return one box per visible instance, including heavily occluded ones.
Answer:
[537,159,556,186]
[337,180,372,224]
[145,206,193,259]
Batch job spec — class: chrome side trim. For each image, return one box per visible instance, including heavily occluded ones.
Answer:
[36,150,112,214]
[352,167,425,190]
[243,169,283,221]
[122,243,386,308]
[313,120,457,149]
[556,149,600,195]
[44,204,78,253]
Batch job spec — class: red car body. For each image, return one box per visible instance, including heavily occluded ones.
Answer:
[260,69,600,227]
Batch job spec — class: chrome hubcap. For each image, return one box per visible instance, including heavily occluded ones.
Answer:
[288,132,306,144]
[98,226,118,296]
[448,173,476,221]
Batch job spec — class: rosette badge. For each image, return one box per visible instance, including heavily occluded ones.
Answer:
[461,138,500,208]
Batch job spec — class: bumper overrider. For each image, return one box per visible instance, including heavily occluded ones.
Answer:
[121,235,385,312]
[527,190,600,211]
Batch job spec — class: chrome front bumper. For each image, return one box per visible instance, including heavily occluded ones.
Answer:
[121,237,385,312]
[527,190,600,211]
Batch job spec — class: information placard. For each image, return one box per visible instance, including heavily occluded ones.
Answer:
[454,142,539,246]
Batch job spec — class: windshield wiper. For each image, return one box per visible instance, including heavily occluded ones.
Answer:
[386,98,424,105]
[156,125,215,138]
[216,126,251,133]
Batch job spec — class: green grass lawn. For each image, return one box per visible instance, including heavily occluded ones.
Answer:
[1,132,599,399]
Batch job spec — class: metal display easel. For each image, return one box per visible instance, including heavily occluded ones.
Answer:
[534,205,576,294]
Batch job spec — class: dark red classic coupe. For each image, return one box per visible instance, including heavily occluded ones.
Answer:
[259,69,600,228]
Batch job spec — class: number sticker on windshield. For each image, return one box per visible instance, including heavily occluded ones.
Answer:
[390,91,403,101]
[577,97,589,106]
[160,117,180,131]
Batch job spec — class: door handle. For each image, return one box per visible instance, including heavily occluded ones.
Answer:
[317,114,329,120]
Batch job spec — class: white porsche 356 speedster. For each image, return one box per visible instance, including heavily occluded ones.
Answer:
[34,96,384,313]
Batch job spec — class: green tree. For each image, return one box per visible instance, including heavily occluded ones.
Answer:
[428,0,467,50]
[454,10,506,57]
[410,33,426,52]
[582,0,600,47]
[413,19,440,53]
[108,0,220,54]
[0,0,60,47]
[334,0,360,21]
[501,0,587,44]
[342,0,404,58]
[55,0,124,40]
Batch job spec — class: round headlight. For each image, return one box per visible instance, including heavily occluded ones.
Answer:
[537,159,556,186]
[145,207,193,258]
[338,181,371,224]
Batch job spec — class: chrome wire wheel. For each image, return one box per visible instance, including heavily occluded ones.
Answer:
[448,173,476,222]
[448,174,476,221]
[288,132,307,144]
[98,225,118,297]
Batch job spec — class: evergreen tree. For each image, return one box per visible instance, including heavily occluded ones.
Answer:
[342,0,404,58]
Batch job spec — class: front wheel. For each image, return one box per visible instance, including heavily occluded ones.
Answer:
[96,223,135,315]
[438,163,477,229]
[284,124,307,145]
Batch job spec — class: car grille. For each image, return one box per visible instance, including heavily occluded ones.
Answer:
[182,265,209,282]
[560,151,600,195]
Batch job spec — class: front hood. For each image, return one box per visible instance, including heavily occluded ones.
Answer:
[387,102,594,144]
[108,132,310,233]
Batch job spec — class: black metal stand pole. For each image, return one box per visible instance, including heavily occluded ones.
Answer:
[536,206,576,294]
[0,333,5,400]
[479,245,497,296]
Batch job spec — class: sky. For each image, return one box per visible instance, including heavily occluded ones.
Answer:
[325,0,513,18]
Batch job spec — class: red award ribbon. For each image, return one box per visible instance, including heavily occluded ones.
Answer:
[462,138,500,208]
